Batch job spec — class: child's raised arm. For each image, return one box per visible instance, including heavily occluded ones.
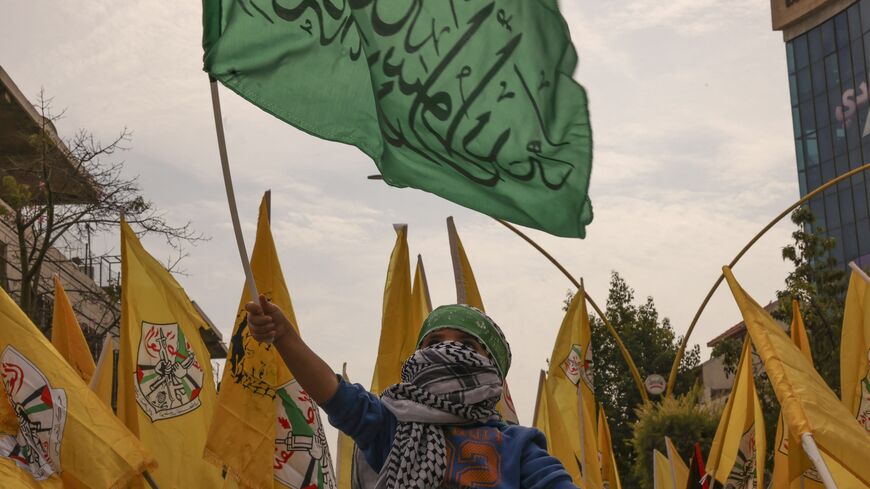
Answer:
[244,294,339,405]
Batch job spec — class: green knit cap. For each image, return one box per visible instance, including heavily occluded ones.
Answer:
[416,304,511,377]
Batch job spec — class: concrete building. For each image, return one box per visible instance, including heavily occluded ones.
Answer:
[774,0,870,268]
[0,65,226,359]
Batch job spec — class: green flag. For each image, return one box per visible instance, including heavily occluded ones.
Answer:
[203,1,593,237]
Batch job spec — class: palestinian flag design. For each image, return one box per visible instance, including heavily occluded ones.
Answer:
[725,425,758,489]
[274,379,335,489]
[561,343,594,390]
[134,322,204,422]
[0,346,67,480]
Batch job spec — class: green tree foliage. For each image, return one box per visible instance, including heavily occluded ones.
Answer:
[566,271,702,487]
[631,387,721,489]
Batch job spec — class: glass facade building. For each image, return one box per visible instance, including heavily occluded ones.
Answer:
[786,1,870,267]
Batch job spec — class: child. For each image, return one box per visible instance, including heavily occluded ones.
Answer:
[246,297,579,489]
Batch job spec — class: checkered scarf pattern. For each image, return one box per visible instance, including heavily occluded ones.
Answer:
[359,341,503,489]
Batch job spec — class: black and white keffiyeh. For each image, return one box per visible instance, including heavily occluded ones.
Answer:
[352,341,503,489]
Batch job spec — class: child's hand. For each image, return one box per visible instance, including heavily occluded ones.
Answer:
[244,294,293,343]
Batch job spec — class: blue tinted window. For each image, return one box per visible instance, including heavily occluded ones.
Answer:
[790,74,799,105]
[862,0,870,33]
[826,192,842,228]
[819,127,834,161]
[839,48,853,81]
[843,224,859,262]
[809,29,824,62]
[815,94,830,128]
[796,35,810,69]
[825,54,840,88]
[796,139,806,171]
[812,61,827,96]
[836,153,851,176]
[807,132,820,165]
[807,163,822,191]
[793,107,802,138]
[850,4,863,40]
[823,18,837,53]
[837,12,850,47]
[801,99,816,134]
[850,148,863,169]
[799,170,808,195]
[822,157,836,181]
[857,217,870,253]
[810,196,827,228]
[853,42,866,75]
[787,43,796,74]
[841,186,856,224]
[853,177,869,218]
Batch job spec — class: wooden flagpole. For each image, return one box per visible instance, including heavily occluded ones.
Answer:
[208,79,259,304]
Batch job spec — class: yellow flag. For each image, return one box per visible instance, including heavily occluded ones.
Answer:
[542,289,602,488]
[405,254,432,354]
[842,265,870,435]
[725,266,870,488]
[205,195,335,489]
[653,449,674,489]
[335,364,355,489]
[90,334,118,409]
[706,336,765,488]
[771,301,823,489]
[446,216,483,309]
[664,437,688,489]
[370,225,413,395]
[0,282,155,487]
[534,372,584,485]
[597,404,622,489]
[50,276,96,384]
[446,217,520,424]
[117,219,222,488]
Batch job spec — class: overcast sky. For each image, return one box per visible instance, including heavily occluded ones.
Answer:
[1,1,796,428]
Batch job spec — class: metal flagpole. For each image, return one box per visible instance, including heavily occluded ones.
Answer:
[800,433,838,489]
[208,79,259,304]
[666,162,870,397]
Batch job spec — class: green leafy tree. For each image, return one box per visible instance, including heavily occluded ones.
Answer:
[565,271,701,488]
[631,387,721,489]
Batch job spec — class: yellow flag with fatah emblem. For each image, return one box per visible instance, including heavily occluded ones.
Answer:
[50,276,96,384]
[705,335,765,489]
[117,219,223,488]
[205,194,336,489]
[597,403,622,489]
[771,300,823,489]
[446,217,520,424]
[533,371,584,486]
[0,282,155,488]
[841,263,870,437]
[725,266,870,488]
[542,288,602,488]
